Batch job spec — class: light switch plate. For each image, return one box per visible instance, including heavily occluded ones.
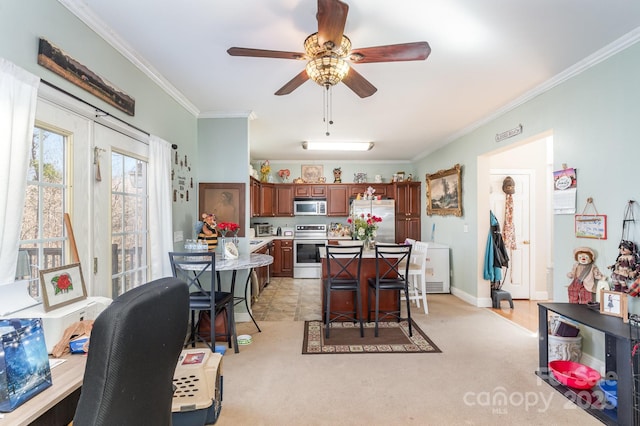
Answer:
[174,230,184,243]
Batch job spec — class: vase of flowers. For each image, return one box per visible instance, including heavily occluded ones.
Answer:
[347,213,382,250]
[217,222,240,259]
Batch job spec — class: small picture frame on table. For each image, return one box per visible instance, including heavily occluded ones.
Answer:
[39,263,88,312]
[600,290,628,322]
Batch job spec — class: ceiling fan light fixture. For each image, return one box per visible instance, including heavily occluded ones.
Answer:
[302,141,374,151]
[304,33,352,57]
[306,55,350,87]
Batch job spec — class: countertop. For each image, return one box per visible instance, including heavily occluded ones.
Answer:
[249,236,291,253]
[248,235,353,252]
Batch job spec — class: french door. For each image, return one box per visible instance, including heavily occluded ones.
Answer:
[93,125,149,298]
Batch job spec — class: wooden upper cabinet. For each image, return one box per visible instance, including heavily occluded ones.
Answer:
[327,185,349,216]
[259,182,275,217]
[250,177,261,217]
[348,184,388,198]
[294,184,326,198]
[274,184,294,217]
[394,181,421,217]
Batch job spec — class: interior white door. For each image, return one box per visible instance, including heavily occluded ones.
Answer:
[489,171,532,299]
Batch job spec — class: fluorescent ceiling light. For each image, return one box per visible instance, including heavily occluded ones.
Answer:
[302,141,374,151]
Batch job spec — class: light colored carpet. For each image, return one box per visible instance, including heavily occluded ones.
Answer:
[216,294,600,425]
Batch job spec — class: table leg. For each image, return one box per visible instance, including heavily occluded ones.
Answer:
[538,304,548,376]
[242,268,261,332]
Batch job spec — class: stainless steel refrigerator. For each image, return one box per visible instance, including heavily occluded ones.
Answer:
[350,199,396,243]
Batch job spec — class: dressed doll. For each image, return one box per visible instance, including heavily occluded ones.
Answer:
[567,247,604,304]
[197,213,218,252]
[608,240,639,293]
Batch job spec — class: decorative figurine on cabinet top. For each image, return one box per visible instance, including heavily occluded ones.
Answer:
[567,247,604,304]
[333,167,342,183]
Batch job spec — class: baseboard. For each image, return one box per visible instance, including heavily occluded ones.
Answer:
[235,312,251,323]
[451,286,494,307]
[580,351,605,375]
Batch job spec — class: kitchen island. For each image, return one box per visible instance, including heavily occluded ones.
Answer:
[319,246,401,320]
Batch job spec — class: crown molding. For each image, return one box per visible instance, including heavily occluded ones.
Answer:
[416,27,640,160]
[58,0,200,117]
[199,111,258,120]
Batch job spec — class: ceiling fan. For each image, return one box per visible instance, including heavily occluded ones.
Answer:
[227,0,431,98]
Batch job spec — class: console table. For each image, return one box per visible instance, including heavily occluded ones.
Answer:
[537,302,633,425]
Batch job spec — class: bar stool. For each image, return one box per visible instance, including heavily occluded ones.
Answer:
[324,244,364,338]
[367,243,413,337]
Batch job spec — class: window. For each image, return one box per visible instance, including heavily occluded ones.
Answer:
[18,126,68,298]
[111,152,148,296]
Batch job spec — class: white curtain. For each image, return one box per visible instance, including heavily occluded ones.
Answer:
[0,59,40,285]
[148,135,174,279]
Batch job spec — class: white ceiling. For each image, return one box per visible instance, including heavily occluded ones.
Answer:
[61,0,640,162]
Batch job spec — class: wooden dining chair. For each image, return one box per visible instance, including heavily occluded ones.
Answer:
[168,251,238,353]
[324,244,364,338]
[367,243,413,337]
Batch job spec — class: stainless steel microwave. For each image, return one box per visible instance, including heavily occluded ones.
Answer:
[293,200,327,216]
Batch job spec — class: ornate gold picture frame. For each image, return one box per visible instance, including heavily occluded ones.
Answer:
[426,164,462,217]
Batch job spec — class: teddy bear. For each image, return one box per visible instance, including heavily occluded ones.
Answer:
[608,240,639,293]
[197,213,218,252]
[567,247,604,304]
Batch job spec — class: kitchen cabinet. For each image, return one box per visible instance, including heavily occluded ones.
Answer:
[294,184,326,198]
[327,185,349,216]
[274,184,294,217]
[259,182,275,217]
[250,178,276,217]
[395,217,420,244]
[394,181,421,241]
[254,241,272,291]
[349,184,388,198]
[250,177,260,217]
[272,239,293,277]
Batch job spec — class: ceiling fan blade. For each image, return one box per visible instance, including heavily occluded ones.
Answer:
[341,67,377,98]
[275,70,310,96]
[349,42,431,63]
[227,47,306,60]
[317,0,349,48]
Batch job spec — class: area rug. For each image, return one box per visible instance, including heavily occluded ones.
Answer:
[302,320,441,354]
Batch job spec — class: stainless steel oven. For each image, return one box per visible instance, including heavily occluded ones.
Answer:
[293,224,327,279]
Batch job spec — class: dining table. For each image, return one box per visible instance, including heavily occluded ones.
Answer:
[215,253,273,332]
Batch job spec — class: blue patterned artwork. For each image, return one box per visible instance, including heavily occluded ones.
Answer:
[0,319,52,412]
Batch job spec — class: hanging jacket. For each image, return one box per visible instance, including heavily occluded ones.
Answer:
[484,211,510,285]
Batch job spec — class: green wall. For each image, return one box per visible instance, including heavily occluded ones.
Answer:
[0,0,199,246]
[415,41,640,305]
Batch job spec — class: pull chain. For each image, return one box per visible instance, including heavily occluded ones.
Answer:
[323,85,334,136]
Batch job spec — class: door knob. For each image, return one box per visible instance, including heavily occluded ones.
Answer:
[522,240,530,244]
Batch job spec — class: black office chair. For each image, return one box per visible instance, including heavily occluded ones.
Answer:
[367,243,413,337]
[168,251,238,353]
[73,277,189,426]
[324,244,364,338]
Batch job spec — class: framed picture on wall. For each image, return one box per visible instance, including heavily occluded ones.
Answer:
[575,214,607,239]
[199,183,246,237]
[426,164,462,217]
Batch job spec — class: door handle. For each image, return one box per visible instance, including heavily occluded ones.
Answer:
[522,240,530,244]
